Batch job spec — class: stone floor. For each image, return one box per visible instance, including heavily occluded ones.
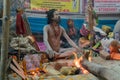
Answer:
[93,57,120,66]
[42,74,99,80]
[92,56,120,75]
[8,72,99,80]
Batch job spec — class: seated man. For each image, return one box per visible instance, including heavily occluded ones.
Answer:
[43,9,80,60]
[109,40,120,60]
[61,19,80,48]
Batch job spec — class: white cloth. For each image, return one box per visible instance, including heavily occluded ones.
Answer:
[100,38,114,52]
[93,26,107,36]
[10,36,36,52]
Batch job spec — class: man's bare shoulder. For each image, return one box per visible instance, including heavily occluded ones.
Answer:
[59,25,65,30]
[44,24,50,27]
[44,24,50,30]
[60,26,66,32]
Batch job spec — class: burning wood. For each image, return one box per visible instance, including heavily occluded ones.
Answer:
[72,52,89,74]
[10,59,26,79]
[83,50,93,62]
[60,66,81,75]
[10,64,26,79]
[49,52,90,75]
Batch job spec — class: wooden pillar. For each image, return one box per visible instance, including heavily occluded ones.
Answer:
[84,0,94,61]
[88,0,94,31]
[87,0,94,46]
[0,0,10,79]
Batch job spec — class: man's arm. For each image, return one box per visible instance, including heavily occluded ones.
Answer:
[43,25,53,51]
[62,27,79,50]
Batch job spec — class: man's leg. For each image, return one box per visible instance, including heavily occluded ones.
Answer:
[57,48,77,58]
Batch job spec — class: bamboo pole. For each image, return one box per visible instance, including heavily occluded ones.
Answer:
[88,0,94,31]
[0,0,10,79]
[85,0,94,61]
[88,0,94,45]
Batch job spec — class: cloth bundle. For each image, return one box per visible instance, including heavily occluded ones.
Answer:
[23,54,41,72]
[10,36,36,52]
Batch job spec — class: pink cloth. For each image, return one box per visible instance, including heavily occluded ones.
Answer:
[37,42,47,52]
[80,24,90,37]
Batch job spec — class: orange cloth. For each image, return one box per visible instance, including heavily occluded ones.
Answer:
[110,52,120,60]
[110,46,120,60]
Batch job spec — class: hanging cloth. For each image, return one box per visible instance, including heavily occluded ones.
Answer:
[16,13,27,35]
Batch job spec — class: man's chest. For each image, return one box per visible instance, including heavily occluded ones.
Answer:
[48,27,62,38]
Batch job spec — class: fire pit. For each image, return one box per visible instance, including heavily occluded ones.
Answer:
[22,51,99,80]
[8,52,99,80]
[50,52,89,76]
[37,59,99,80]
[33,52,98,80]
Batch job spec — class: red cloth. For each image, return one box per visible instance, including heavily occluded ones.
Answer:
[16,13,26,35]
[80,24,90,37]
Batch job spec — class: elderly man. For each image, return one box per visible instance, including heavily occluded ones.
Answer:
[43,9,80,60]
[113,19,120,41]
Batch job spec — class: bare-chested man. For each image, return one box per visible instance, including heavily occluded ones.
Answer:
[113,19,120,41]
[43,9,80,60]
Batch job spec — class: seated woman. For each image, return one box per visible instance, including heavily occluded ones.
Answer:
[109,40,120,60]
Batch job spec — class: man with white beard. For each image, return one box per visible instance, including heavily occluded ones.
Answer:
[113,19,120,41]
